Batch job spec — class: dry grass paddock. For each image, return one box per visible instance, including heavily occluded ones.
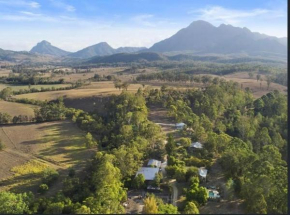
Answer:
[14,81,159,101]
[0,120,95,194]
[0,100,36,117]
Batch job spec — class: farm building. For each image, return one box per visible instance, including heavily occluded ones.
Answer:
[147,159,162,168]
[175,122,186,130]
[135,167,159,181]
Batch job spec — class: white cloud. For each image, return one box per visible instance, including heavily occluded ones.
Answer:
[0,0,40,8]
[132,14,155,27]
[1,12,56,22]
[49,0,76,12]
[190,6,271,25]
[66,5,76,12]
[28,1,40,8]
[20,11,42,16]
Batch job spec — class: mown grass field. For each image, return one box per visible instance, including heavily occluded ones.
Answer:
[0,83,71,91]
[0,120,95,194]
[0,100,36,116]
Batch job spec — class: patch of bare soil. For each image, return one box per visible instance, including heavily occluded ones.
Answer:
[148,104,176,134]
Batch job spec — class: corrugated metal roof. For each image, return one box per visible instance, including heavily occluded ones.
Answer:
[136,167,159,181]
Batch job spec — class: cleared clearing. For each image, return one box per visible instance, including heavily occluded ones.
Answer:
[0,100,36,116]
[0,120,95,193]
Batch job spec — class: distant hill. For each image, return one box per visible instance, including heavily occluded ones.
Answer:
[69,42,115,58]
[69,42,146,59]
[30,40,71,57]
[0,48,57,63]
[115,46,147,54]
[87,52,166,64]
[149,20,287,57]
[277,37,287,46]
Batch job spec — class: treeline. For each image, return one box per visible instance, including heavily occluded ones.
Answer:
[143,81,287,213]
[0,81,85,100]
[2,73,64,85]
[136,63,287,86]
[137,71,215,84]
[92,74,116,81]
[12,86,74,95]
[0,112,34,124]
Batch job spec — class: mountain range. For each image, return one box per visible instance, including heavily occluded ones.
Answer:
[149,20,287,57]
[29,41,146,59]
[68,42,146,58]
[0,20,287,63]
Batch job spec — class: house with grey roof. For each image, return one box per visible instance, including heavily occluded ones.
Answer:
[135,167,159,181]
[147,159,162,168]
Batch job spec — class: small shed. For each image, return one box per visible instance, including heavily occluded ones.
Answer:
[189,142,203,149]
[176,122,186,130]
[147,159,162,168]
[135,167,159,181]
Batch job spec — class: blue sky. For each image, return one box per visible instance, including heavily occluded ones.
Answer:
[0,0,287,51]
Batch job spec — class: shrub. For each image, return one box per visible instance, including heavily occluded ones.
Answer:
[186,167,198,182]
[165,165,178,178]
[68,168,75,178]
[41,168,59,185]
[38,184,49,194]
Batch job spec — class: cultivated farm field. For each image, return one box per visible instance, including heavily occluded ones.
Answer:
[0,120,95,194]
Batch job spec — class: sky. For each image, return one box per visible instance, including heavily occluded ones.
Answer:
[0,0,287,52]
